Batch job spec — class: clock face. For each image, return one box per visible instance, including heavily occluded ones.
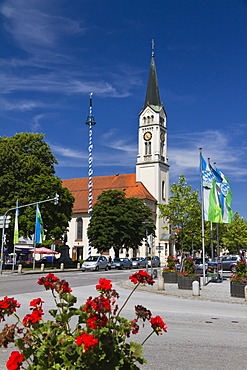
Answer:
[144,131,152,141]
[160,132,165,142]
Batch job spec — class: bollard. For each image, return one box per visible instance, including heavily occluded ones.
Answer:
[77,262,81,270]
[245,285,247,301]
[192,280,200,296]
[60,263,64,271]
[18,264,22,274]
[157,268,165,290]
[41,264,45,272]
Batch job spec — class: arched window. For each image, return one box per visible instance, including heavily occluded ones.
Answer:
[162,181,165,200]
[145,142,151,155]
[76,218,83,240]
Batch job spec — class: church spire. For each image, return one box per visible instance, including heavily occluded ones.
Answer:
[144,40,161,107]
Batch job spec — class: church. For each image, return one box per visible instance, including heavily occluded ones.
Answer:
[62,49,175,262]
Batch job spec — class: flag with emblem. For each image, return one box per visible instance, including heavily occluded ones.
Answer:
[211,165,232,223]
[200,154,222,223]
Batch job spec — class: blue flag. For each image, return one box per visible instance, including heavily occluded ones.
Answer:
[35,204,44,243]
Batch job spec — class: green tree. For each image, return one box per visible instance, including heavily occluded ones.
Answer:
[158,175,201,253]
[87,190,155,257]
[221,212,247,254]
[0,133,74,249]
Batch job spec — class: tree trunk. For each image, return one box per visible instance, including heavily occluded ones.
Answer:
[114,247,120,258]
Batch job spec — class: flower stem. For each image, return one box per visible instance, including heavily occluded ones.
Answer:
[141,330,155,346]
[116,283,140,317]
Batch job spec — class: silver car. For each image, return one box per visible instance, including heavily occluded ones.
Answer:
[81,256,109,272]
[130,257,147,269]
[146,256,160,267]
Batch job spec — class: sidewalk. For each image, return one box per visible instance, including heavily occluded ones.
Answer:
[118,276,247,305]
[2,267,247,305]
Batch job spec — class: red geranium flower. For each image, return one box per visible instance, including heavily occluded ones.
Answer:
[96,278,112,292]
[75,332,98,351]
[6,351,24,370]
[130,319,139,335]
[129,270,155,285]
[150,315,167,335]
[23,309,44,327]
[29,298,44,308]
[87,312,108,328]
[0,297,20,322]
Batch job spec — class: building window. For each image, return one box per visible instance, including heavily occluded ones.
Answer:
[76,218,83,240]
[162,181,165,200]
[145,142,151,155]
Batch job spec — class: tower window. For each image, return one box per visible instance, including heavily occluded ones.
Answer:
[162,181,165,200]
[145,142,151,155]
[76,218,83,240]
[143,117,146,124]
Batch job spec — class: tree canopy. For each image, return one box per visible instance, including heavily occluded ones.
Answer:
[0,133,74,249]
[87,189,156,257]
[158,175,201,252]
[221,212,247,254]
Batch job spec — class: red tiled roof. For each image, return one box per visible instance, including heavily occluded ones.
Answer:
[62,174,156,213]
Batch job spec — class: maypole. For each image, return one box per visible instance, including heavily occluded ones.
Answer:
[85,93,96,257]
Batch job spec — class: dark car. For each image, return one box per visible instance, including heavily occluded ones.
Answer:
[110,258,132,270]
[130,257,147,269]
[145,256,160,268]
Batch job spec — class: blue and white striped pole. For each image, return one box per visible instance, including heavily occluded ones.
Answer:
[85,93,96,257]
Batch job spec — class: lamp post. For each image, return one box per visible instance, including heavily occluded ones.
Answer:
[191,233,194,257]
[0,195,59,274]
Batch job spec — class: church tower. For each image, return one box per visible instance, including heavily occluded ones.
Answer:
[136,44,170,252]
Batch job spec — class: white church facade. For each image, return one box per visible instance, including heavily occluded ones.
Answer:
[62,50,175,262]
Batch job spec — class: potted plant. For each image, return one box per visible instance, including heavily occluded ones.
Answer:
[163,255,178,283]
[177,258,200,290]
[0,271,167,369]
[230,258,247,298]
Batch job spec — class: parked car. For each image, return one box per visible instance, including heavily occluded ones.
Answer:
[193,257,208,274]
[145,256,160,268]
[130,257,147,269]
[175,257,208,274]
[220,255,241,272]
[81,256,109,272]
[110,258,132,270]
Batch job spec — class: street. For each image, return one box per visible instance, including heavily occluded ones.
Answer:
[0,270,247,369]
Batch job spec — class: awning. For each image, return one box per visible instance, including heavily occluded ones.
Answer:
[160,233,174,241]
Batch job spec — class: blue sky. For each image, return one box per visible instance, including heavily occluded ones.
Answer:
[1,0,247,219]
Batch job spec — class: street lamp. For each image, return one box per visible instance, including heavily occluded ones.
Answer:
[191,233,194,257]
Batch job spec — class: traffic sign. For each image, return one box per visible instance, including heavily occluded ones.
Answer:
[0,216,11,228]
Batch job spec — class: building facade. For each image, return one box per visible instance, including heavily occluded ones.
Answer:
[62,51,174,262]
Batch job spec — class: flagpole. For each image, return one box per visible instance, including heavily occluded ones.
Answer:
[12,199,18,271]
[199,148,206,286]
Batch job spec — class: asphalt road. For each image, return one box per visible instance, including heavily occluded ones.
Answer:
[0,270,246,370]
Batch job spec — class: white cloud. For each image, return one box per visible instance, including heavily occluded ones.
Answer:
[1,0,85,53]
[0,98,53,111]
[49,143,87,160]
[31,114,45,131]
[168,129,247,180]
